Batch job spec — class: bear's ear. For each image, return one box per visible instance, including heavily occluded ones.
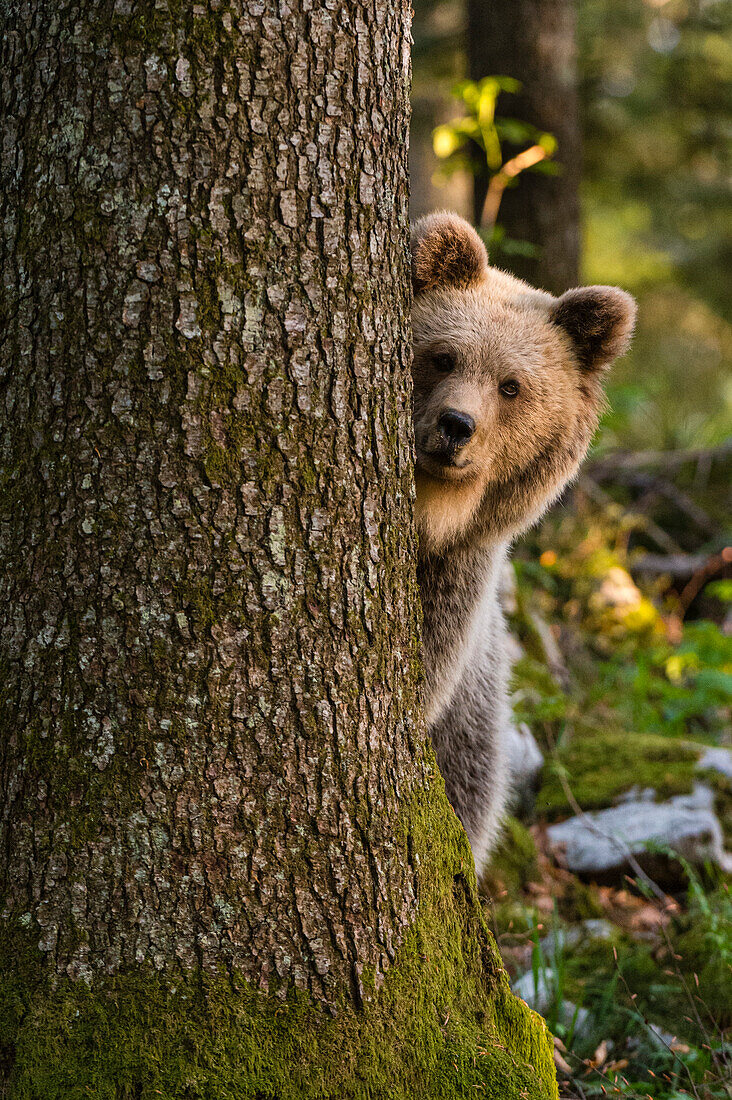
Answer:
[551,286,637,372]
[411,212,488,295]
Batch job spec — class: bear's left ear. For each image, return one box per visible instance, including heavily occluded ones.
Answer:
[411,212,488,295]
[551,286,637,372]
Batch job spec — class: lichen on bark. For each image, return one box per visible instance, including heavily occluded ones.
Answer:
[0,0,556,1095]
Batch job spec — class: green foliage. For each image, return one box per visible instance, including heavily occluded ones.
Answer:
[559,878,732,1071]
[432,77,556,250]
[579,0,732,451]
[433,77,556,174]
[536,731,698,819]
[501,503,731,1098]
[511,507,732,760]
[498,879,732,1098]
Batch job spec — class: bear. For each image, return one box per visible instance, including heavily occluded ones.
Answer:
[412,211,636,873]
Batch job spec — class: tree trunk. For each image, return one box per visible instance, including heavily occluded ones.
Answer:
[0,2,556,1096]
[467,0,581,294]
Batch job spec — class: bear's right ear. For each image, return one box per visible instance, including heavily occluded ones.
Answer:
[411,212,488,295]
[550,286,637,373]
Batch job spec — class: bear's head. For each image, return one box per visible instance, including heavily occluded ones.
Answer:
[411,212,636,552]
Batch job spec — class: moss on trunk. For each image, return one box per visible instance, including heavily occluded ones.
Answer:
[0,0,556,1095]
[2,784,555,1099]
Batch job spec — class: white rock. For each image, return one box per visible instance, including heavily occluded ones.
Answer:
[506,722,544,812]
[547,784,732,877]
[616,786,657,804]
[512,970,591,1037]
[540,919,614,956]
[648,1023,676,1049]
[512,968,553,1014]
[698,747,732,781]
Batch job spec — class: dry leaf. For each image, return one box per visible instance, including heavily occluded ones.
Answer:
[592,1039,609,1069]
[554,1048,573,1075]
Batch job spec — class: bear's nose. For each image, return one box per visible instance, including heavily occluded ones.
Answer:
[438,409,476,450]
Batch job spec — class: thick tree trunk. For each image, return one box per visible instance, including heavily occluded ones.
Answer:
[0,2,555,1096]
[467,0,581,293]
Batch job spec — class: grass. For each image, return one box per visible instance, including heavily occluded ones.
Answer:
[483,497,732,1100]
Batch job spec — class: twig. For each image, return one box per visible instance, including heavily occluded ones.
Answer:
[610,947,703,1100]
[678,547,732,615]
[598,471,718,537]
[480,144,549,231]
[656,918,730,1087]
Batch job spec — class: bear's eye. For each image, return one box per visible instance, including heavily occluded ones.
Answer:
[499,379,520,398]
[432,352,455,373]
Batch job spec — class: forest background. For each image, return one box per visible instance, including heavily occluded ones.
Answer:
[411,1,732,1097]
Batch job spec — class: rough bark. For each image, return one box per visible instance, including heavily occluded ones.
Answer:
[0,1,556,1096]
[467,0,581,293]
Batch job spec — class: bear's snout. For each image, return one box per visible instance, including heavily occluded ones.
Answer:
[437,409,476,452]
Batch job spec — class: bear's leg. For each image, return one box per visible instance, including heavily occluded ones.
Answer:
[428,664,511,874]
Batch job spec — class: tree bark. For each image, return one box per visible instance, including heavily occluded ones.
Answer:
[0,1,556,1096]
[467,0,581,293]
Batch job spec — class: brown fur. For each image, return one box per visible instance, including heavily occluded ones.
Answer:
[412,212,636,871]
[412,212,489,295]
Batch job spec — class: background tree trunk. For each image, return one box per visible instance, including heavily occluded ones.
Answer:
[0,1,556,1096]
[467,0,581,294]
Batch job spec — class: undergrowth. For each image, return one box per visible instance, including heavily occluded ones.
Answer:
[486,488,731,1100]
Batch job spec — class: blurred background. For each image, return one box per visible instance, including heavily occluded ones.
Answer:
[410,3,732,1096]
[411,0,731,452]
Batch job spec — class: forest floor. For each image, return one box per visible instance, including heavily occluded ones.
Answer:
[482,445,732,1100]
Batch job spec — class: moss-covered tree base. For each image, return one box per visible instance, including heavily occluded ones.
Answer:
[1,960,554,1100]
[1,793,557,1100]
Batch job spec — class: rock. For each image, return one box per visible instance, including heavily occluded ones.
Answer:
[675,784,716,810]
[512,970,591,1038]
[615,787,657,804]
[697,746,732,782]
[582,918,614,941]
[647,1023,676,1049]
[506,722,544,813]
[512,968,553,1015]
[547,784,732,880]
[626,1023,677,1055]
[539,919,614,956]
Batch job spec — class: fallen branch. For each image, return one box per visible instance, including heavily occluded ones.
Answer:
[679,547,732,615]
[594,470,718,536]
[588,440,732,478]
[631,552,710,579]
[576,476,683,555]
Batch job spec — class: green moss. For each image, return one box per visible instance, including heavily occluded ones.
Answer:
[0,780,557,1099]
[195,268,223,335]
[0,958,550,1100]
[536,731,699,819]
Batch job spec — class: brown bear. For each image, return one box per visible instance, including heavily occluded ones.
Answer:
[412,212,636,873]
